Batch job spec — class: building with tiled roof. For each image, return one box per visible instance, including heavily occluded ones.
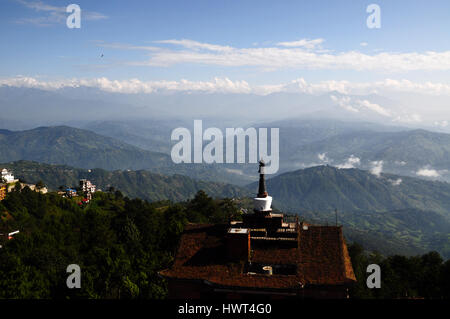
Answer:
[0,184,6,201]
[160,160,356,299]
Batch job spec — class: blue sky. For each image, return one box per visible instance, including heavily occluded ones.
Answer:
[1,0,450,128]
[1,0,450,84]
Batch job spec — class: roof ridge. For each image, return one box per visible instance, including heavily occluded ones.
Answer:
[338,227,356,282]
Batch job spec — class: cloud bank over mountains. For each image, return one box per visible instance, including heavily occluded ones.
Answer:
[2,76,450,97]
[2,75,450,128]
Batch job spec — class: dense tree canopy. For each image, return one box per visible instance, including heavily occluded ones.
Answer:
[0,187,448,299]
[0,188,239,299]
[348,242,450,299]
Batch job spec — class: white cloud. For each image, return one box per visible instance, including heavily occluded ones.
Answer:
[0,76,251,94]
[393,113,422,123]
[155,39,234,52]
[317,153,333,164]
[434,120,448,128]
[16,0,107,26]
[389,178,402,186]
[357,99,391,117]
[108,38,450,72]
[276,38,325,49]
[370,161,383,177]
[360,42,368,47]
[337,155,361,169]
[280,78,450,97]
[317,153,330,163]
[330,96,391,117]
[416,167,440,177]
[17,0,64,13]
[2,75,450,101]
[331,95,359,113]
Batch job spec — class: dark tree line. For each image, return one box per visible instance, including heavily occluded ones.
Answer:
[349,242,450,299]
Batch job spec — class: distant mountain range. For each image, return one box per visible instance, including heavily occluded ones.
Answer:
[3,91,450,184]
[65,118,450,184]
[282,128,450,181]
[77,119,182,154]
[2,86,449,132]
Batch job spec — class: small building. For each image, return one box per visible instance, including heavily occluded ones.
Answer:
[66,188,77,198]
[25,184,48,194]
[78,198,90,206]
[160,160,356,299]
[7,230,19,240]
[6,182,48,194]
[79,179,96,202]
[0,230,20,244]
[1,169,18,184]
[80,179,96,194]
[0,184,6,201]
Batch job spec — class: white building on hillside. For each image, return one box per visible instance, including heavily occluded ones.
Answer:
[1,169,18,184]
[80,179,96,193]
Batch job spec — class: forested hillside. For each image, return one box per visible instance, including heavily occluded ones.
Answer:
[1,161,251,202]
[256,165,450,216]
[0,189,240,298]
[249,166,450,258]
[0,189,448,299]
[0,126,252,185]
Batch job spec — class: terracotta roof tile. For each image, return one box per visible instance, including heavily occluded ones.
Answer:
[160,223,356,289]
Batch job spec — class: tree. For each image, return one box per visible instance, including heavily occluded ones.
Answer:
[35,180,45,190]
[441,260,450,298]
[14,181,21,192]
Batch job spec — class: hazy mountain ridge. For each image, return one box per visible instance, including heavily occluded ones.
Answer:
[3,86,450,132]
[272,125,450,182]
[290,129,450,164]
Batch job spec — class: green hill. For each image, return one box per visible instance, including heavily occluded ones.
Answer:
[248,165,450,258]
[0,160,250,202]
[0,126,253,185]
[0,126,170,170]
[256,165,450,216]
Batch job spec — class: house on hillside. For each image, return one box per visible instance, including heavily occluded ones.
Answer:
[5,182,48,194]
[160,160,356,299]
[1,169,18,184]
[80,179,96,193]
[65,188,77,198]
[0,184,6,201]
[80,179,96,201]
